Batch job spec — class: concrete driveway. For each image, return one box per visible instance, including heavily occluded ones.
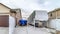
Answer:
[0,27,9,34]
[0,26,52,34]
[15,26,51,34]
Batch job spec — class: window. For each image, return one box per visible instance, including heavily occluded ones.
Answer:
[50,13,52,17]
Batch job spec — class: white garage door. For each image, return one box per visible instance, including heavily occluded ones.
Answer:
[49,19,60,31]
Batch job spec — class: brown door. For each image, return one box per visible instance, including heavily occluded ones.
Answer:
[0,15,9,27]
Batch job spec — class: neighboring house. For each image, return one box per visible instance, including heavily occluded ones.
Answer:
[28,10,48,27]
[48,8,60,30]
[10,9,22,25]
[48,8,60,19]
[0,3,22,27]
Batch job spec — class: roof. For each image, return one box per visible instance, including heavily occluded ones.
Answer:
[0,3,11,9]
[34,10,47,12]
[10,8,21,12]
[0,3,21,11]
[48,8,60,14]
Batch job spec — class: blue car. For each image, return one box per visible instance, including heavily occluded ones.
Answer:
[19,19,27,26]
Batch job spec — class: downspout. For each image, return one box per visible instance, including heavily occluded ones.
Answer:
[56,11,57,19]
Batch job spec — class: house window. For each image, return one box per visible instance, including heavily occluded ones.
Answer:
[50,13,52,17]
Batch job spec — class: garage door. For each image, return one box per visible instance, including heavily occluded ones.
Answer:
[0,15,9,27]
[49,19,60,31]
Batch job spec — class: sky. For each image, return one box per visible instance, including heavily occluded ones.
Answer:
[0,0,60,19]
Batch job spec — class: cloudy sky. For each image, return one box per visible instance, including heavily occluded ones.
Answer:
[0,0,60,19]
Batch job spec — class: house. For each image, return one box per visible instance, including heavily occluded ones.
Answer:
[48,8,60,19]
[10,9,22,25]
[48,8,60,31]
[0,3,22,27]
[28,10,48,27]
